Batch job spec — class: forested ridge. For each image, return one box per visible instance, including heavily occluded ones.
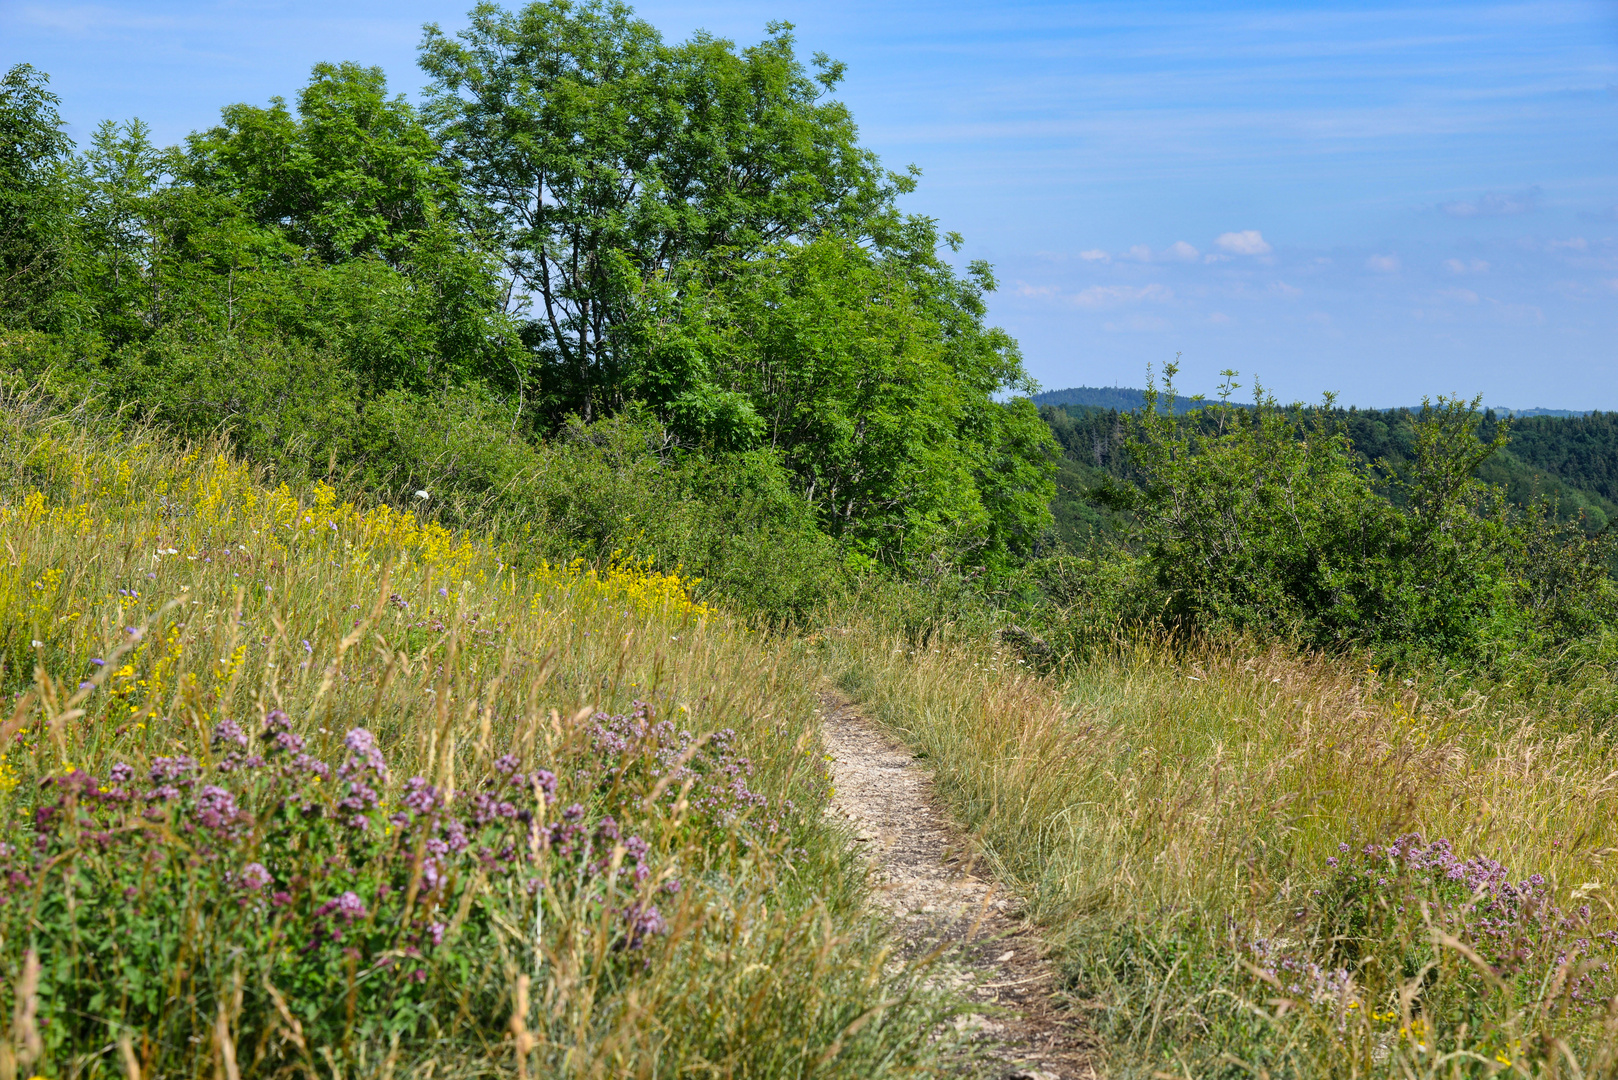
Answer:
[1044,399,1618,546]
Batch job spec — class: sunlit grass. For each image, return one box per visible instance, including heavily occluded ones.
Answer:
[823,618,1618,1077]
[0,396,955,1077]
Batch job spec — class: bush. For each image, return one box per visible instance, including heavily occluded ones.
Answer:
[1095,367,1618,667]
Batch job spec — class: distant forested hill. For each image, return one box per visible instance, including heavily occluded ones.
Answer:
[1032,385,1204,414]
[1041,400,1618,548]
[1036,385,1594,420]
[1503,413,1618,502]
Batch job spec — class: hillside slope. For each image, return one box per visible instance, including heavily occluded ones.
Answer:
[0,398,955,1076]
[1040,400,1618,546]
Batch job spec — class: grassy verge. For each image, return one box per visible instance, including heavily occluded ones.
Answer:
[0,396,957,1077]
[821,619,1618,1077]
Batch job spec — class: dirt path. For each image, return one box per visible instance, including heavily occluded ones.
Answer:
[820,692,1097,1079]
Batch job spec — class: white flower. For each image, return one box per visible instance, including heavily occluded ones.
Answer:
[414,490,430,500]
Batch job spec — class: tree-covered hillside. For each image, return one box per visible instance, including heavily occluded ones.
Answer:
[0,13,1055,613]
[1042,400,1618,547]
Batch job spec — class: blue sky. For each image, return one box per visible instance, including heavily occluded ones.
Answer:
[4,1,1616,408]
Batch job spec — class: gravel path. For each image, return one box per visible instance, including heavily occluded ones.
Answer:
[821,692,1097,1080]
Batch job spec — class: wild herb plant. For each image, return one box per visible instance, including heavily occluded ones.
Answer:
[0,399,954,1077]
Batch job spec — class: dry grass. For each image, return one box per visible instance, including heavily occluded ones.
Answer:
[0,396,960,1077]
[822,619,1618,1077]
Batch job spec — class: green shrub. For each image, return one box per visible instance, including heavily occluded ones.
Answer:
[1092,366,1617,667]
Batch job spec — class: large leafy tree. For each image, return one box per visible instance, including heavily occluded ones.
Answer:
[419,1,908,420]
[0,64,80,332]
[419,0,1055,568]
[185,62,453,267]
[176,62,518,395]
[633,237,1055,572]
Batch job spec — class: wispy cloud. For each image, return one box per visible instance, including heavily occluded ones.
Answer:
[14,3,179,35]
[1435,287,1480,304]
[1366,253,1401,273]
[1014,281,1175,308]
[1489,302,1545,326]
[1444,258,1489,274]
[1103,314,1171,333]
[1439,186,1540,218]
[1102,241,1202,263]
[1216,230,1271,255]
[1071,283,1174,309]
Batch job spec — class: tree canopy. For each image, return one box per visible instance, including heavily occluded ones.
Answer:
[0,4,1056,606]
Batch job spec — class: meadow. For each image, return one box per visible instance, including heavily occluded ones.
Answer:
[822,620,1618,1077]
[6,390,1618,1079]
[7,19,1618,1073]
[0,396,958,1077]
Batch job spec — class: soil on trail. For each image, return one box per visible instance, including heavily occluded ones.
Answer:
[821,692,1097,1080]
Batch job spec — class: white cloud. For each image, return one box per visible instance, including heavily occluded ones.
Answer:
[1015,282,1060,299]
[1070,283,1173,309]
[1440,187,1540,218]
[1166,241,1199,261]
[1270,281,1302,298]
[1215,230,1271,256]
[1603,279,1618,295]
[1203,253,1231,264]
[1366,254,1401,273]
[1122,244,1153,262]
[1078,249,1111,263]
[1208,311,1231,325]
[1444,258,1490,274]
[1548,237,1588,252]
[1435,287,1480,304]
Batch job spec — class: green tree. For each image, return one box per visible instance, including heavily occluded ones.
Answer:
[0,64,81,332]
[179,62,519,396]
[643,237,1055,573]
[420,1,908,421]
[185,62,453,267]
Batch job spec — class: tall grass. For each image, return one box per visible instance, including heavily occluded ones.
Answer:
[0,396,956,1077]
[822,619,1618,1077]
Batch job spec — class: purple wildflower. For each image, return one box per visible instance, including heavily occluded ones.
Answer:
[212,718,248,749]
[195,786,239,829]
[403,777,439,815]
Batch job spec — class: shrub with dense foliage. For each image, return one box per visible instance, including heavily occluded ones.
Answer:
[1037,366,1618,669]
